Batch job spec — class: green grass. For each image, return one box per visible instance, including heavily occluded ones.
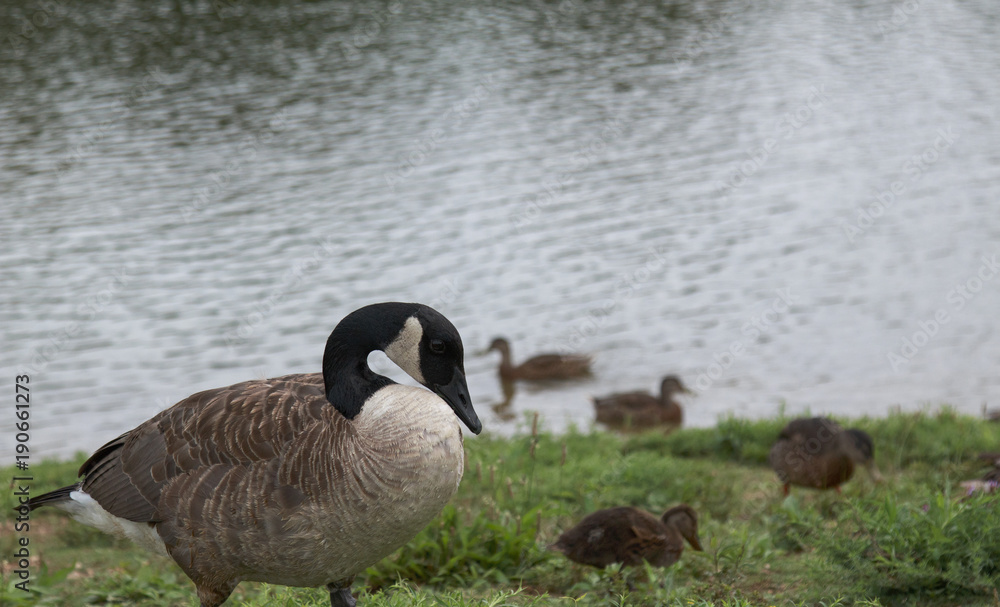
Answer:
[3,407,1000,606]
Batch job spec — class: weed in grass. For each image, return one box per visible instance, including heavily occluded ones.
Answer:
[76,564,193,606]
[624,416,788,464]
[365,504,550,589]
[625,408,1000,471]
[766,495,824,552]
[562,561,695,607]
[0,563,72,606]
[254,582,555,607]
[706,523,773,584]
[814,490,1000,599]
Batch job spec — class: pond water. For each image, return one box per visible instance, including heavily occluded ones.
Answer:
[2,0,999,460]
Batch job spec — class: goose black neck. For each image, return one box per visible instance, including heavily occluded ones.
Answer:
[322,303,421,419]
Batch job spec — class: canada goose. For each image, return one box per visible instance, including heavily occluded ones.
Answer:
[768,417,882,496]
[485,337,592,382]
[550,504,702,568]
[592,376,692,428]
[25,302,482,607]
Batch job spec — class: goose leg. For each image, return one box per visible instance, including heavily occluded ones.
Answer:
[782,483,790,497]
[327,580,357,607]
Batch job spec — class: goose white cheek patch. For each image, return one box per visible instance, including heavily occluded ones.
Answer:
[384,316,425,384]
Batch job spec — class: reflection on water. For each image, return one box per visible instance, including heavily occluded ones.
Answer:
[2,0,999,460]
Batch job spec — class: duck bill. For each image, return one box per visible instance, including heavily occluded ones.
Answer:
[687,533,703,551]
[434,367,482,435]
[866,461,884,483]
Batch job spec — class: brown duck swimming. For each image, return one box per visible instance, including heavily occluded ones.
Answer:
[593,376,691,428]
[485,337,592,382]
[768,417,882,495]
[550,504,702,568]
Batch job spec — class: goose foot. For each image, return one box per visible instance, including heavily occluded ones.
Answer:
[328,583,357,607]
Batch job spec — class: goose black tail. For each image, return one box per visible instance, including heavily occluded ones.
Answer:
[23,484,79,512]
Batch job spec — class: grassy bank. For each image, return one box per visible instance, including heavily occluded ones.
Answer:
[3,408,999,607]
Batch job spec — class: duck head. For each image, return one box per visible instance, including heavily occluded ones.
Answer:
[661,504,703,551]
[483,337,511,357]
[661,376,694,397]
[843,428,882,482]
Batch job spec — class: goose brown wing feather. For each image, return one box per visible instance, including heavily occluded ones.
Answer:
[80,373,329,523]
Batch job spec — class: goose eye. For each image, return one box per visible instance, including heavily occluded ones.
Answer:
[429,339,446,354]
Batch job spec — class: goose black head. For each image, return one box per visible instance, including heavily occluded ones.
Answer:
[323,302,482,434]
